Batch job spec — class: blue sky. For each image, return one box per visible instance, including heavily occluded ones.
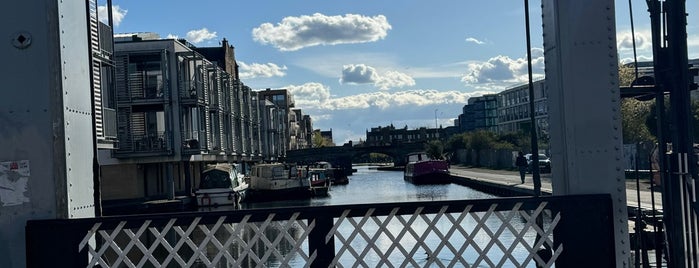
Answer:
[102,1,698,143]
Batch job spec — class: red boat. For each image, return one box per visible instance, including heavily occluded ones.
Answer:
[404,152,451,184]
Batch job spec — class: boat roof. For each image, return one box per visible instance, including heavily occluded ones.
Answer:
[203,163,234,173]
[254,163,287,167]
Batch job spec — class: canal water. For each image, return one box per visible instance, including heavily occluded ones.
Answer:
[241,165,496,209]
[195,165,545,267]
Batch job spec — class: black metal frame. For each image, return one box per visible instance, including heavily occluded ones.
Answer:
[26,194,615,268]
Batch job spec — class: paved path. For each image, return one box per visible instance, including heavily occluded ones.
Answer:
[449,165,664,213]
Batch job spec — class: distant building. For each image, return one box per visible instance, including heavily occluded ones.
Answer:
[256,94,283,161]
[623,58,699,99]
[320,129,333,144]
[497,79,549,136]
[451,79,549,137]
[364,124,446,146]
[192,38,240,79]
[257,88,296,157]
[457,94,498,133]
[290,109,313,149]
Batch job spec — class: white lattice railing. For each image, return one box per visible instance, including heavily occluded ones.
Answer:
[26,194,616,267]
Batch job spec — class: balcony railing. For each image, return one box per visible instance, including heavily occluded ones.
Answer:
[102,108,117,140]
[26,194,615,268]
[117,132,171,154]
[98,22,113,56]
[182,130,208,153]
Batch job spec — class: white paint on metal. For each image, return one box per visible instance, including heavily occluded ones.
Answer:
[0,0,96,266]
[78,202,560,267]
[57,0,96,219]
[0,160,30,206]
[542,0,630,266]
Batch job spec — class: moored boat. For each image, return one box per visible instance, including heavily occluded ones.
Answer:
[311,161,349,185]
[307,168,331,197]
[195,163,248,207]
[404,152,451,184]
[246,163,312,201]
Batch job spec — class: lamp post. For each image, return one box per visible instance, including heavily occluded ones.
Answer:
[434,108,438,129]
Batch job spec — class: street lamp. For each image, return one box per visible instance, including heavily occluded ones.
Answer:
[434,108,438,129]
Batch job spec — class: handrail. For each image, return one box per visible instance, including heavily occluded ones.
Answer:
[26,194,614,267]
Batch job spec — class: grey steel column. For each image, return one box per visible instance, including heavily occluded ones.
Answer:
[0,1,96,267]
[542,1,630,266]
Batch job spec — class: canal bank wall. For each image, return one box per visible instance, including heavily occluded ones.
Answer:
[450,175,552,197]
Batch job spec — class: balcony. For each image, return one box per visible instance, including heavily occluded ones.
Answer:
[98,22,113,57]
[182,130,208,155]
[115,131,172,157]
[102,107,117,140]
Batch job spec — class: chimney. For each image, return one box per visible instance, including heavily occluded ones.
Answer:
[222,38,228,48]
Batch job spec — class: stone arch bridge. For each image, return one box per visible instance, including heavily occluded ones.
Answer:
[285,142,427,174]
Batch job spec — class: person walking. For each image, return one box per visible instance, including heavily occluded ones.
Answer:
[516,151,527,184]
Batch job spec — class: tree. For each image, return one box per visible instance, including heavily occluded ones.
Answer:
[621,99,654,143]
[466,130,497,166]
[312,131,335,147]
[619,64,655,143]
[445,133,467,152]
[425,140,445,160]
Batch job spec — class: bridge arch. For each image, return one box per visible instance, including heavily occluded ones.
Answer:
[285,142,427,173]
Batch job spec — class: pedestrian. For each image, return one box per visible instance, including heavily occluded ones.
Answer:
[516,151,527,184]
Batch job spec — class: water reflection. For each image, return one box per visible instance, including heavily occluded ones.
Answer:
[189,166,550,267]
[185,220,308,268]
[413,186,448,200]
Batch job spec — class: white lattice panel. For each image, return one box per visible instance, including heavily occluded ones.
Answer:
[329,202,560,267]
[80,213,313,268]
[78,202,559,267]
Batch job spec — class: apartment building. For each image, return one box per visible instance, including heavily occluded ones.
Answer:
[291,109,313,149]
[257,89,295,157]
[496,80,549,136]
[98,35,266,210]
[457,94,498,133]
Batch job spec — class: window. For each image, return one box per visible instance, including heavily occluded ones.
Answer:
[128,54,164,99]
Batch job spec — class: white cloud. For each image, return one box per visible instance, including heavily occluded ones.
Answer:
[186,28,217,44]
[287,83,332,107]
[97,5,127,27]
[252,13,392,51]
[290,83,494,111]
[617,30,652,52]
[340,64,415,90]
[166,34,179,39]
[689,34,699,59]
[461,48,545,85]
[340,64,380,84]
[375,71,416,90]
[286,82,498,143]
[465,37,485,45]
[619,55,653,64]
[239,62,287,79]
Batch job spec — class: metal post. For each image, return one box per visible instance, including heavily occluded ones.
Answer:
[308,216,335,268]
[646,0,698,266]
[434,108,438,129]
[524,0,541,196]
[26,220,88,268]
